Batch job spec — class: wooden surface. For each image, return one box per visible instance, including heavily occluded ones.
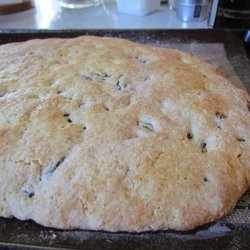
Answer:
[0,1,33,15]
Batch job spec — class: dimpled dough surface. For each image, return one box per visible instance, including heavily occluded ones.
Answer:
[0,36,249,232]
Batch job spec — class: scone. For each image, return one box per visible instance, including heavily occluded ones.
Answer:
[0,36,249,232]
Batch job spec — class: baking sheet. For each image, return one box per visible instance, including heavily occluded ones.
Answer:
[0,30,249,250]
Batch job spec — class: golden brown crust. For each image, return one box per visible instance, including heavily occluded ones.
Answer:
[0,36,249,232]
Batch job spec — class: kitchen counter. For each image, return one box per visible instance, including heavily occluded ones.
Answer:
[0,0,210,30]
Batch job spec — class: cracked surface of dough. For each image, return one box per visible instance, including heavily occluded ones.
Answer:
[0,36,249,232]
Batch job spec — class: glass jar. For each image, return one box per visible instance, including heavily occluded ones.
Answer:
[58,0,103,9]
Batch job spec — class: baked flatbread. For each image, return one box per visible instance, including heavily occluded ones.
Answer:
[0,36,249,232]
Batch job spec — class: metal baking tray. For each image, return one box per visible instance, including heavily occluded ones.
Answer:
[0,30,249,250]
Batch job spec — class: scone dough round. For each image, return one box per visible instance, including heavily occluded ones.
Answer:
[0,36,249,232]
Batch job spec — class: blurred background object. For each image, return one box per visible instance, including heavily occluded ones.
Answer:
[215,0,250,29]
[0,0,249,30]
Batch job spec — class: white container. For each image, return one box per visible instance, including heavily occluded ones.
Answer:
[116,0,161,16]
